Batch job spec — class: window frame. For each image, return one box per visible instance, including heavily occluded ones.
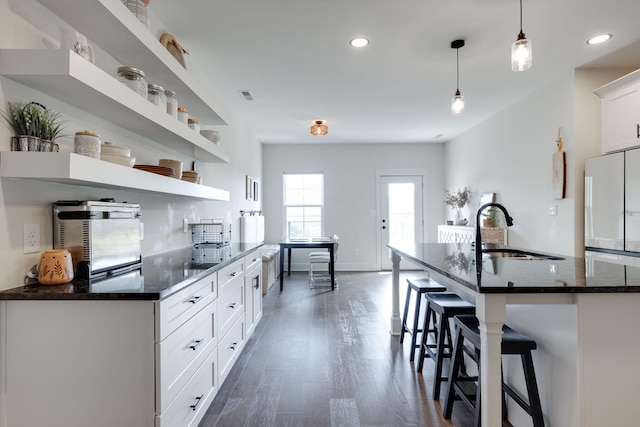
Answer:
[283,172,324,239]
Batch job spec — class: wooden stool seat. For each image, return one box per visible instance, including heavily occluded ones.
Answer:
[444,314,545,427]
[399,278,447,361]
[417,292,475,400]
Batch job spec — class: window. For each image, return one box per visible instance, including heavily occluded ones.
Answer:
[284,173,323,239]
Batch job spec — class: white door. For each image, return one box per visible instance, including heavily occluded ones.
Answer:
[380,175,424,270]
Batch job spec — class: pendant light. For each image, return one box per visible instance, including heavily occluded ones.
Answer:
[450,39,465,116]
[310,120,328,136]
[511,0,532,72]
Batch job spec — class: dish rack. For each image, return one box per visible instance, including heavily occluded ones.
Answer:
[190,220,232,265]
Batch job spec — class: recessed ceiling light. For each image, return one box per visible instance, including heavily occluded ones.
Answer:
[587,34,612,45]
[350,37,369,48]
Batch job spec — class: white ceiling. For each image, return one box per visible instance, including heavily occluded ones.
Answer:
[151,0,640,145]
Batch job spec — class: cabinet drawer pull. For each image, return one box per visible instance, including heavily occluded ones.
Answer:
[637,123,639,139]
[190,394,204,411]
[252,257,258,262]
[189,339,204,351]
[188,295,203,304]
[230,271,242,277]
[228,302,237,309]
[229,342,238,351]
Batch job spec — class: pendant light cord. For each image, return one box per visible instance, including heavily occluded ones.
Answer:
[456,47,460,91]
[519,0,524,36]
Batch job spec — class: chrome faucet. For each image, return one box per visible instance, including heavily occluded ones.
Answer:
[475,203,514,267]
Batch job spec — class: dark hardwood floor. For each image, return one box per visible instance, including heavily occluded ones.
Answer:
[199,271,475,427]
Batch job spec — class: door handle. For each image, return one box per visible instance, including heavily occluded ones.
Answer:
[382,226,386,229]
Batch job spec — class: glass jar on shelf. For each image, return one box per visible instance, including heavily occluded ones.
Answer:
[116,66,147,97]
[188,118,200,133]
[165,90,178,118]
[147,84,166,109]
[177,107,188,124]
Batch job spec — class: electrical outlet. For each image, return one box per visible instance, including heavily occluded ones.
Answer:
[23,224,40,254]
[549,204,557,216]
[183,218,189,233]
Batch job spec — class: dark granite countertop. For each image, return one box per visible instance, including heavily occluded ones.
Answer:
[388,243,640,293]
[0,242,263,301]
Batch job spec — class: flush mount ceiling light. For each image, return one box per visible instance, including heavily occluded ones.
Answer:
[511,0,532,72]
[350,37,369,48]
[450,39,465,116]
[587,34,612,45]
[310,120,328,136]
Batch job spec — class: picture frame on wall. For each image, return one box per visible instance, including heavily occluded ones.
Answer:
[253,181,259,201]
[246,175,253,200]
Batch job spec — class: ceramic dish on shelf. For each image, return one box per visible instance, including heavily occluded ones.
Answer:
[101,153,136,167]
[159,33,187,68]
[133,164,175,177]
[200,129,220,145]
[181,171,199,183]
[158,158,183,179]
[102,142,131,157]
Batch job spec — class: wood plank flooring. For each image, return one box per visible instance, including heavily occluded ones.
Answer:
[199,271,475,427]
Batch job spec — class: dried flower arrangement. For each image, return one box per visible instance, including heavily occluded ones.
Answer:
[443,187,471,209]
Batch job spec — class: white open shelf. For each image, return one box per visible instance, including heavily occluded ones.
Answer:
[0,152,230,201]
[37,0,230,127]
[0,49,229,163]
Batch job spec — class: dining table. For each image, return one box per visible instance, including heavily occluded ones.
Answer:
[279,237,336,291]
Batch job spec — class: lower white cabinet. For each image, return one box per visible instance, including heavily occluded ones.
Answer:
[245,249,263,338]
[0,249,263,427]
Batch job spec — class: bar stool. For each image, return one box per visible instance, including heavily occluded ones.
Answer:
[443,315,545,427]
[417,292,475,400]
[399,277,447,361]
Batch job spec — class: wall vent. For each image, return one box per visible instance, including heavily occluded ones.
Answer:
[240,90,253,101]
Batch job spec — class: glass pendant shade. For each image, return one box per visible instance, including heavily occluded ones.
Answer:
[451,90,464,116]
[511,34,532,72]
[310,120,328,136]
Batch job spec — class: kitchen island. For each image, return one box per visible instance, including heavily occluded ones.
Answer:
[388,242,640,427]
[0,243,263,427]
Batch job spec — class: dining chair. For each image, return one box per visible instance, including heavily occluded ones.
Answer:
[308,234,339,287]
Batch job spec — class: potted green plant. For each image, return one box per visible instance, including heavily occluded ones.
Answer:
[482,206,498,227]
[443,186,471,225]
[2,101,65,151]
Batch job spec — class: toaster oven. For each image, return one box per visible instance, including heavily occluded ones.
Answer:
[53,199,142,277]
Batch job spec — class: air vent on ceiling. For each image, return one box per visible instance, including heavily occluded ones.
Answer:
[240,90,253,101]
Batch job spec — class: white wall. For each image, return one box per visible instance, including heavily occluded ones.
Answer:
[442,69,638,427]
[0,0,262,291]
[262,143,445,271]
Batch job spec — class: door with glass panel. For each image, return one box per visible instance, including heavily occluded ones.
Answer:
[380,175,424,270]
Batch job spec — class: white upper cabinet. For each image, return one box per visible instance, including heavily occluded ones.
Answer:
[594,69,640,154]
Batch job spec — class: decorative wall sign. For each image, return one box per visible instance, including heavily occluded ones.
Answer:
[552,128,566,199]
[246,175,253,200]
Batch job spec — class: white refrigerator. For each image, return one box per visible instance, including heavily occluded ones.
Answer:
[585,148,640,265]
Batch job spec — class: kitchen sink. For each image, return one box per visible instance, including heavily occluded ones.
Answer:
[482,248,564,261]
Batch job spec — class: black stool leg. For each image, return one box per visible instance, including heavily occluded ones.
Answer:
[409,292,422,361]
[522,352,545,427]
[444,325,465,419]
[432,313,450,400]
[417,300,433,373]
[399,282,412,344]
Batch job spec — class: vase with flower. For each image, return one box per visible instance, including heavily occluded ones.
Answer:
[443,186,470,225]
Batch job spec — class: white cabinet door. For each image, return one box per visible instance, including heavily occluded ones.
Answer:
[625,149,640,252]
[595,71,640,154]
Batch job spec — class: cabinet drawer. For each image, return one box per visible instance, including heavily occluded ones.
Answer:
[155,345,217,427]
[217,258,244,295]
[244,249,261,273]
[156,272,217,341]
[217,276,244,339]
[218,316,245,385]
[156,299,217,412]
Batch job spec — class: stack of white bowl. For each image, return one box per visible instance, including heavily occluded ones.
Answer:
[200,129,220,145]
[101,142,135,167]
[181,170,199,183]
[158,158,183,179]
